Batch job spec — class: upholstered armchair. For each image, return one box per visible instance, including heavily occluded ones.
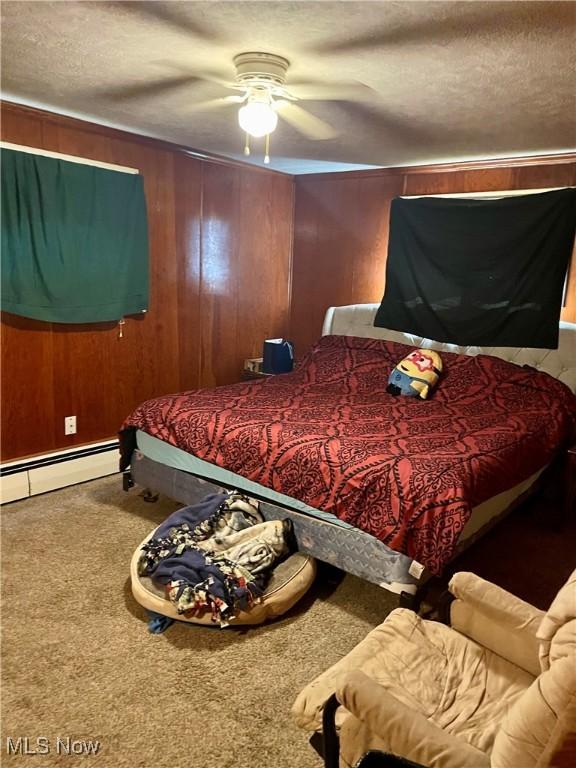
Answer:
[292,570,576,768]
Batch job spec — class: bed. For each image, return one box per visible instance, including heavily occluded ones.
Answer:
[120,304,576,599]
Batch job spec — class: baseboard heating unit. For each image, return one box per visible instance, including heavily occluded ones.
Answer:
[0,439,119,504]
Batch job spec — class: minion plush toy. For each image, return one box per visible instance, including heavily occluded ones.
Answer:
[386,348,443,400]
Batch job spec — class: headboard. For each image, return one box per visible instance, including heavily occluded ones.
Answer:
[322,303,576,393]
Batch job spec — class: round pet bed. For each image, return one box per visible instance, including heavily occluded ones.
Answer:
[131,528,317,627]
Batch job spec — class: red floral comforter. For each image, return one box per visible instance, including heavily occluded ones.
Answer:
[121,335,576,574]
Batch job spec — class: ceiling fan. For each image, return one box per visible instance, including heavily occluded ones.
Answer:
[177,51,369,163]
[101,43,377,164]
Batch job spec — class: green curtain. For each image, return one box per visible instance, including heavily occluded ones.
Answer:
[1,148,149,323]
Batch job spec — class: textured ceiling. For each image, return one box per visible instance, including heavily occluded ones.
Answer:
[1,1,575,174]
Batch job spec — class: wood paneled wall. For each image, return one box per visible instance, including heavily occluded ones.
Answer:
[3,100,574,463]
[1,103,294,461]
[291,158,576,354]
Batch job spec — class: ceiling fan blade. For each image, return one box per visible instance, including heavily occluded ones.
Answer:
[94,75,205,102]
[186,95,246,113]
[109,1,228,44]
[343,102,434,144]
[313,20,445,55]
[287,80,377,102]
[149,60,235,91]
[312,4,570,54]
[275,102,338,141]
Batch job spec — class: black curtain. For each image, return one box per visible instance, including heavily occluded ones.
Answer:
[374,188,576,348]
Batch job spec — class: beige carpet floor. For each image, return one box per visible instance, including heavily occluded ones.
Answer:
[1,475,399,768]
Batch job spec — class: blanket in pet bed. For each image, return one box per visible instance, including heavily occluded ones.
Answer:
[130,491,316,629]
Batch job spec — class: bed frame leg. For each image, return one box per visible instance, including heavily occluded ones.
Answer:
[141,488,160,503]
[122,471,134,491]
[399,576,440,615]
[399,590,419,611]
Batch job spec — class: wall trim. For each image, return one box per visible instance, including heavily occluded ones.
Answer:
[295,152,576,182]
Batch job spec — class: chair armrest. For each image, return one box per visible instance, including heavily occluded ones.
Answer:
[336,671,489,768]
[448,572,543,676]
[291,622,393,731]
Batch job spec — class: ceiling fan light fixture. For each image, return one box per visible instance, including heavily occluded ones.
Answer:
[238,100,278,138]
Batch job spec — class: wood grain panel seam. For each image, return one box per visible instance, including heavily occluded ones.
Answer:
[286,177,296,341]
[198,161,205,386]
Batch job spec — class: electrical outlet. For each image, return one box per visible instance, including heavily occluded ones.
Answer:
[64,416,77,435]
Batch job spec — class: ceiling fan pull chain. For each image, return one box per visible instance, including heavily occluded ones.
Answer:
[244,132,251,156]
[264,132,270,164]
